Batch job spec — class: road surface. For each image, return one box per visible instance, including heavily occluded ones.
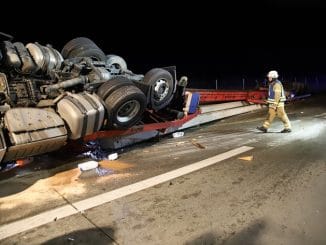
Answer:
[0,94,326,244]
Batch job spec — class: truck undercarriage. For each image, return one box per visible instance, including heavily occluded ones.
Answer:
[0,32,186,164]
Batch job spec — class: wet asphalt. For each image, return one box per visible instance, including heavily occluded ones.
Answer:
[1,94,326,244]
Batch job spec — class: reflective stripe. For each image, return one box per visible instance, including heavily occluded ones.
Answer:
[263,121,270,127]
[268,103,284,108]
[268,80,286,103]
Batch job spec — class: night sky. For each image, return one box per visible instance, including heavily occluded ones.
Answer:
[3,1,326,89]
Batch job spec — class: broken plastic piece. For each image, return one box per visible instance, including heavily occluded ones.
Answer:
[108,153,118,161]
[173,132,184,138]
[78,160,99,171]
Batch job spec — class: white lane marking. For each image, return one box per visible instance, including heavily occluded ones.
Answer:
[0,206,76,240]
[0,146,253,240]
[74,146,253,210]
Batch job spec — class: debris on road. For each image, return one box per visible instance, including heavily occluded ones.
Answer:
[108,153,118,161]
[173,132,184,138]
[0,161,17,172]
[96,166,113,176]
[238,155,253,161]
[16,157,34,167]
[78,161,99,171]
[82,141,108,160]
[78,160,114,178]
[191,140,206,149]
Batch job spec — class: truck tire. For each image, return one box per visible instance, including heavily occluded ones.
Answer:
[143,68,174,110]
[106,55,128,73]
[104,85,146,128]
[61,37,106,61]
[97,76,133,100]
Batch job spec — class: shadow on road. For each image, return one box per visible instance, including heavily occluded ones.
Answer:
[43,226,116,245]
[185,219,266,245]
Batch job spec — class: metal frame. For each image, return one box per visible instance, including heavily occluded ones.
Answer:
[187,89,268,104]
[84,111,199,141]
[84,89,267,142]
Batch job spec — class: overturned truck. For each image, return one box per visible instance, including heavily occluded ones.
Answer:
[0,32,186,164]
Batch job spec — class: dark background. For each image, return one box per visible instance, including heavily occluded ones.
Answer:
[2,1,326,90]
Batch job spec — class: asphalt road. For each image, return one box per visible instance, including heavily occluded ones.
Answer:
[0,94,326,244]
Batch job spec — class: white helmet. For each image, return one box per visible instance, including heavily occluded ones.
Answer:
[267,70,279,79]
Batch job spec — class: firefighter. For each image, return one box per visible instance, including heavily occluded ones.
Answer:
[257,70,292,133]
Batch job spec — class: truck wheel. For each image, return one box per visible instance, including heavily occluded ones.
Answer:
[97,77,133,100]
[104,85,146,128]
[106,55,127,73]
[61,37,106,61]
[143,68,174,110]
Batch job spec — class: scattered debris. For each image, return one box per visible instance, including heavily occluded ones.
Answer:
[96,166,113,176]
[238,155,253,161]
[83,141,120,163]
[16,157,34,167]
[78,160,113,178]
[191,140,206,149]
[173,131,184,138]
[108,153,118,161]
[67,237,75,241]
[0,161,17,172]
[78,161,99,171]
[301,111,304,114]
[82,140,108,160]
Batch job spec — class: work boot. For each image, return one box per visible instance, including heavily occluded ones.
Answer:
[256,126,267,133]
[280,128,292,133]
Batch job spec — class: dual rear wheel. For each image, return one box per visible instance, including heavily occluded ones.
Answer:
[62,38,176,128]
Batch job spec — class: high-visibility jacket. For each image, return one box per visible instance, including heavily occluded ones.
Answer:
[267,80,286,106]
